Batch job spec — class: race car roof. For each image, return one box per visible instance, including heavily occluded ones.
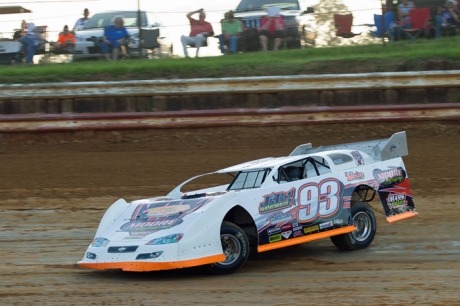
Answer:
[215,151,339,173]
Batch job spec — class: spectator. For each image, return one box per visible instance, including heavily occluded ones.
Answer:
[397,0,416,24]
[259,7,284,51]
[181,8,214,58]
[392,0,416,40]
[100,16,130,61]
[13,20,26,41]
[218,11,242,54]
[74,8,90,31]
[51,25,76,51]
[20,23,46,64]
[435,0,459,38]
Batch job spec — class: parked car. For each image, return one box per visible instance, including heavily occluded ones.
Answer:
[73,10,173,60]
[234,0,316,52]
[0,39,23,64]
[79,131,418,275]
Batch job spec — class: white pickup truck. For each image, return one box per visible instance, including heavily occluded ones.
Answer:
[73,10,173,60]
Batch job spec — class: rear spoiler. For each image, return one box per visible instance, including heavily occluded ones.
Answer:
[289,131,408,161]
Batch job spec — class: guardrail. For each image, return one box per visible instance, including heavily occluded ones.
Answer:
[1,70,460,99]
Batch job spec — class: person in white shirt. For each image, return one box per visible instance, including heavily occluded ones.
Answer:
[74,8,90,31]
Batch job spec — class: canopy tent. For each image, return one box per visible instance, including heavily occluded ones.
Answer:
[0,6,32,15]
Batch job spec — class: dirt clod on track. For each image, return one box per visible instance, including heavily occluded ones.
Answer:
[0,121,459,306]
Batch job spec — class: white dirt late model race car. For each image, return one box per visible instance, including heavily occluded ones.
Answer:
[79,131,418,274]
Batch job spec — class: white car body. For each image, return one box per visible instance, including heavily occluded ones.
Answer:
[0,40,22,64]
[73,10,172,60]
[79,131,418,273]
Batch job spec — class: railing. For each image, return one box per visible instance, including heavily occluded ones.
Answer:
[2,70,460,99]
[1,70,460,132]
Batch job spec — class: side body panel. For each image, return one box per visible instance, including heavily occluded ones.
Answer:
[234,157,416,252]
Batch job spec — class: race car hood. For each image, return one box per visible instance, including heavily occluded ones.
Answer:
[94,195,223,244]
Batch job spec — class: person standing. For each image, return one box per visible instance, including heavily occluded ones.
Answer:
[100,16,130,61]
[181,8,214,58]
[218,11,242,54]
[74,8,90,31]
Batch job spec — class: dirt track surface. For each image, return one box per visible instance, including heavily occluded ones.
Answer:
[1,121,459,305]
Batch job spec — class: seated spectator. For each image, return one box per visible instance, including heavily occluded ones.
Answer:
[13,20,26,41]
[398,0,416,25]
[100,16,130,61]
[181,8,214,58]
[259,7,285,51]
[51,25,76,51]
[392,0,416,40]
[435,0,459,38]
[20,23,46,64]
[218,11,242,54]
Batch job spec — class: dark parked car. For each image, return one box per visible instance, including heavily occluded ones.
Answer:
[234,0,316,52]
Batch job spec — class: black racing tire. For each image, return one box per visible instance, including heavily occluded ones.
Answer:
[207,221,249,275]
[330,203,376,251]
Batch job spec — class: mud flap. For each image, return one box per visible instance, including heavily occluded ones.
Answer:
[377,179,419,223]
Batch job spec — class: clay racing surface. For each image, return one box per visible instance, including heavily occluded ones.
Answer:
[0,121,459,305]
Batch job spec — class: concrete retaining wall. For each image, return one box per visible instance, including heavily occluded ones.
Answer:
[2,71,460,115]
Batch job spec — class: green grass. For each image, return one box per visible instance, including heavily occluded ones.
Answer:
[3,36,460,84]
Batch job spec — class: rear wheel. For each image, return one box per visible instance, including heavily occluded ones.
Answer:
[330,203,376,251]
[208,221,249,275]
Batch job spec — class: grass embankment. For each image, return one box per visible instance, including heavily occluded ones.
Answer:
[2,37,460,84]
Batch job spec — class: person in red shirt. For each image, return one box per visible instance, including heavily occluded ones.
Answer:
[181,8,214,58]
[259,10,285,52]
[51,25,76,51]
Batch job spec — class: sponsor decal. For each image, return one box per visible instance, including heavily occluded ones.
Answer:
[293,230,302,237]
[124,236,143,240]
[333,218,344,225]
[281,231,292,239]
[122,198,211,235]
[293,225,303,231]
[373,167,405,186]
[292,222,300,227]
[303,225,319,234]
[267,227,281,235]
[351,151,365,166]
[319,221,333,230]
[269,234,282,243]
[386,193,408,208]
[121,218,183,232]
[259,188,296,214]
[344,171,365,181]
[146,205,190,217]
[281,224,293,231]
[269,211,293,225]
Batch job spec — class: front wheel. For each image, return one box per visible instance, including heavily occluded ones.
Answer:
[207,221,249,275]
[330,203,376,251]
